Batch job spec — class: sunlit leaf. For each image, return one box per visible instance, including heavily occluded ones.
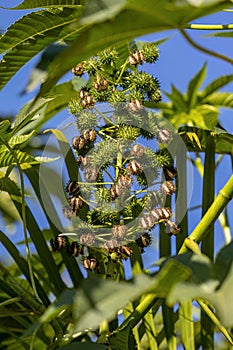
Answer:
[9,0,82,9]
[200,74,233,100]
[187,63,206,107]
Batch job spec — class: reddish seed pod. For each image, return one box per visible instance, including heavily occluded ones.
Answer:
[104,239,118,253]
[83,255,98,270]
[136,233,152,249]
[157,128,173,144]
[50,236,66,252]
[131,144,144,158]
[89,129,97,142]
[68,196,83,214]
[72,63,84,76]
[94,77,108,92]
[118,245,132,260]
[165,220,181,236]
[65,180,80,196]
[112,225,128,240]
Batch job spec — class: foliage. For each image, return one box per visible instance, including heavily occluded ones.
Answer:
[0,1,233,349]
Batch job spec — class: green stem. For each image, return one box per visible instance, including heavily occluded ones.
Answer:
[179,174,233,254]
[185,23,233,30]
[180,29,233,66]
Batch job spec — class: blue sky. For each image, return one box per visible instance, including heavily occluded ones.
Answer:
[0,1,232,261]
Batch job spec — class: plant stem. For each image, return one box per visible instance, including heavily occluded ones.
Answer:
[179,174,233,254]
[179,29,233,66]
[185,23,233,30]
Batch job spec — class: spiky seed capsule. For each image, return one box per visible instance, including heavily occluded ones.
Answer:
[79,233,95,246]
[148,89,162,103]
[65,180,80,196]
[112,225,128,240]
[72,63,84,76]
[136,232,152,248]
[118,245,132,259]
[50,236,66,252]
[128,51,144,66]
[161,181,176,196]
[67,241,80,257]
[81,95,95,109]
[157,128,173,144]
[63,205,74,220]
[131,144,144,158]
[94,77,108,92]
[128,99,142,113]
[165,220,181,236]
[68,196,83,214]
[83,255,98,270]
[163,165,177,180]
[72,136,85,151]
[128,160,142,175]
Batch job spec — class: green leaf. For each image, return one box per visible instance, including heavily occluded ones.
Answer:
[8,131,35,148]
[165,84,187,111]
[9,0,82,9]
[206,30,233,38]
[38,0,230,96]
[187,64,206,108]
[204,91,233,108]
[73,275,155,334]
[109,327,137,350]
[0,120,11,136]
[60,343,108,350]
[0,147,37,167]
[0,7,82,91]
[200,74,233,100]
[80,0,127,25]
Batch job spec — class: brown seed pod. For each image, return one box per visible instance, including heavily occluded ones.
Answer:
[161,181,176,196]
[112,225,128,240]
[157,128,173,144]
[93,77,108,92]
[128,160,142,175]
[128,50,144,66]
[62,205,74,220]
[163,165,177,180]
[104,239,118,253]
[150,207,172,221]
[117,174,133,188]
[81,95,95,109]
[131,144,145,158]
[72,63,84,76]
[79,232,95,246]
[128,99,142,113]
[89,129,97,142]
[65,180,80,196]
[84,167,98,182]
[110,184,118,200]
[72,136,85,151]
[165,220,181,236]
[136,232,152,250]
[79,89,89,99]
[77,156,90,169]
[68,196,83,214]
[118,245,132,259]
[139,215,155,230]
[67,241,80,257]
[83,255,98,270]
[50,236,66,252]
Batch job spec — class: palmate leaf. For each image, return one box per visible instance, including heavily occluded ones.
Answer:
[10,0,82,9]
[187,63,206,108]
[200,74,233,100]
[38,0,232,97]
[204,91,233,108]
[0,7,83,91]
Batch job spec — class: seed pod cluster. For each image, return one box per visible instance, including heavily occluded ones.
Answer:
[83,255,99,270]
[157,128,173,144]
[79,89,95,109]
[50,235,80,257]
[93,77,108,92]
[79,232,95,246]
[72,63,84,76]
[104,239,132,260]
[110,174,133,199]
[72,129,97,151]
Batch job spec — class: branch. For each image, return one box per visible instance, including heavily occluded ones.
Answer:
[179,29,233,66]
